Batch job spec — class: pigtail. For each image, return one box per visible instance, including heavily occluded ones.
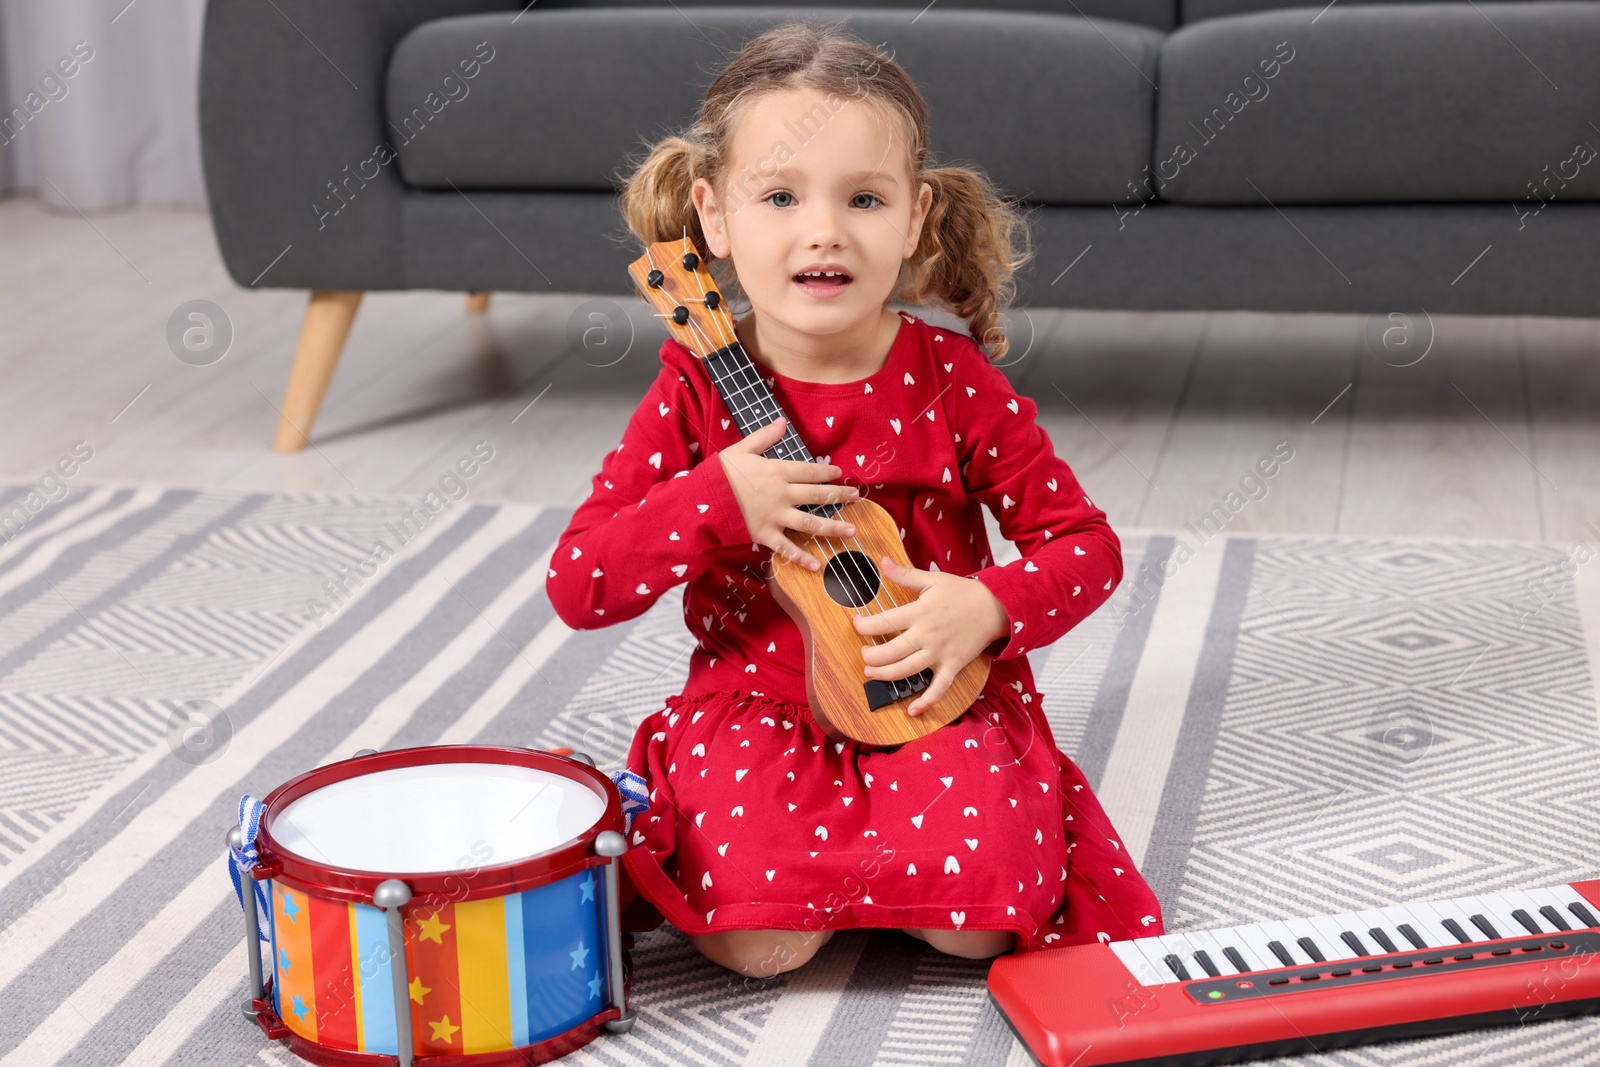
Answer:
[899,165,1035,364]
[617,135,711,253]
[616,131,748,314]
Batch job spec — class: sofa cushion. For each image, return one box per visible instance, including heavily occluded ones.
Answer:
[1181,0,1559,23]
[541,0,1177,30]
[1153,2,1600,203]
[386,7,1161,203]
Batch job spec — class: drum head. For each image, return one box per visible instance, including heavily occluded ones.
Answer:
[270,761,606,875]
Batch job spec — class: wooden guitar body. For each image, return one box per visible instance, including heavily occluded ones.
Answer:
[766,496,990,749]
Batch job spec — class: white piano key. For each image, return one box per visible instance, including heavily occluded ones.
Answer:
[1547,884,1600,929]
[1230,922,1293,971]
[1437,897,1500,942]
[1305,913,1363,960]
[1282,916,1344,962]
[1379,903,1443,948]
[1131,934,1185,983]
[1497,889,1552,935]
[1459,893,1524,941]
[1109,938,1170,987]
[1353,908,1407,954]
[1256,920,1312,966]
[1522,886,1584,932]
[1184,926,1247,976]
[1154,934,1205,980]
[1409,898,1473,944]
[1211,925,1270,972]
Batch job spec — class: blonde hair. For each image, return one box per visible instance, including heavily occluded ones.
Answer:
[615,19,1034,362]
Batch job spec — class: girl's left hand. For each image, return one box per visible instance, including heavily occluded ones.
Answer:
[852,556,1009,716]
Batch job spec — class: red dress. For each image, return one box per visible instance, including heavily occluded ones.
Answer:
[546,310,1165,951]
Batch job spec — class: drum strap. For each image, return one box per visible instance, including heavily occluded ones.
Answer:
[227,793,271,939]
[611,770,650,832]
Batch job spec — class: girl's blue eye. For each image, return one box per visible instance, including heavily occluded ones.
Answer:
[852,192,883,210]
[767,191,795,208]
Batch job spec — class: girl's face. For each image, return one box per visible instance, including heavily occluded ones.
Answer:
[693,87,933,341]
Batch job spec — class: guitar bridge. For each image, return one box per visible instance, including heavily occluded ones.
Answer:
[864,667,936,711]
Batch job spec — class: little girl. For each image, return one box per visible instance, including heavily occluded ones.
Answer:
[546,20,1164,977]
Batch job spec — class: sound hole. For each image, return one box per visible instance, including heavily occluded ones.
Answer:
[822,550,880,608]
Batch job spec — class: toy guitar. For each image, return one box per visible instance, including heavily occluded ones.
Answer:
[626,236,989,748]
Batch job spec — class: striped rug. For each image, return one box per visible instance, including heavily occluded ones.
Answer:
[1,480,1598,1067]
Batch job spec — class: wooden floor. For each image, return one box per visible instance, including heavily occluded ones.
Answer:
[2,195,1596,545]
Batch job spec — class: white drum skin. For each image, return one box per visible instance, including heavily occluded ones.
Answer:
[271,761,606,874]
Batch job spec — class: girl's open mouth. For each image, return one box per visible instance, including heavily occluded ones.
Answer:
[794,270,853,298]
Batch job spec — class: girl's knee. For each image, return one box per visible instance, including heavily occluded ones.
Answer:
[688,927,835,977]
[904,927,1017,959]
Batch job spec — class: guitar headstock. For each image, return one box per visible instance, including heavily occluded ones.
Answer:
[626,236,741,360]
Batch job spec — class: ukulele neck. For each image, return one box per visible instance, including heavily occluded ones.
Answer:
[700,340,841,519]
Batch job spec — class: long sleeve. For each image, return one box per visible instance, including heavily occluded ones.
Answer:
[545,349,753,629]
[940,333,1124,660]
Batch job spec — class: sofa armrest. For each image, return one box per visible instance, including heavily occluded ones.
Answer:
[199,0,520,290]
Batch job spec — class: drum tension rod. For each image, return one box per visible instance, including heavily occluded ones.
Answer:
[595,830,637,1033]
[375,879,416,1067]
[227,823,265,1019]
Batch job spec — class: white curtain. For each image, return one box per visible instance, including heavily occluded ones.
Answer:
[0,0,208,211]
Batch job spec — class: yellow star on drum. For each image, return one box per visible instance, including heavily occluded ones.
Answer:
[416,912,452,944]
[430,1015,460,1044]
[409,976,431,1005]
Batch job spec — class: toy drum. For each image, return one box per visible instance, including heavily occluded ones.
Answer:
[230,745,634,1066]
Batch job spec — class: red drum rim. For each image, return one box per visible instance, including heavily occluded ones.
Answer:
[252,745,624,905]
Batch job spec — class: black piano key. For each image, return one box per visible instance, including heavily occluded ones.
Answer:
[1223,947,1251,974]
[1163,953,1192,981]
[1440,918,1472,943]
[1192,949,1221,978]
[1511,909,1543,935]
[1267,940,1296,967]
[1569,902,1599,928]
[1469,914,1501,940]
[1397,924,1428,950]
[1339,931,1370,957]
[1296,936,1327,963]
[1539,905,1573,932]
[1368,928,1399,954]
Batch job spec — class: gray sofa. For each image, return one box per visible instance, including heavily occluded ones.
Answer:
[199,0,1600,448]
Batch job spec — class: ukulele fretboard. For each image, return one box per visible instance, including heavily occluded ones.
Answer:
[700,342,842,520]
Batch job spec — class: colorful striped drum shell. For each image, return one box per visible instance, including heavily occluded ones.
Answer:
[267,869,608,1055]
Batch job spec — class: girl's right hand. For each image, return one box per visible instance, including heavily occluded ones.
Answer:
[718,416,861,572]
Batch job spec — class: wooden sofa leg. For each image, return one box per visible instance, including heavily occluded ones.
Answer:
[466,291,490,314]
[273,290,363,452]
